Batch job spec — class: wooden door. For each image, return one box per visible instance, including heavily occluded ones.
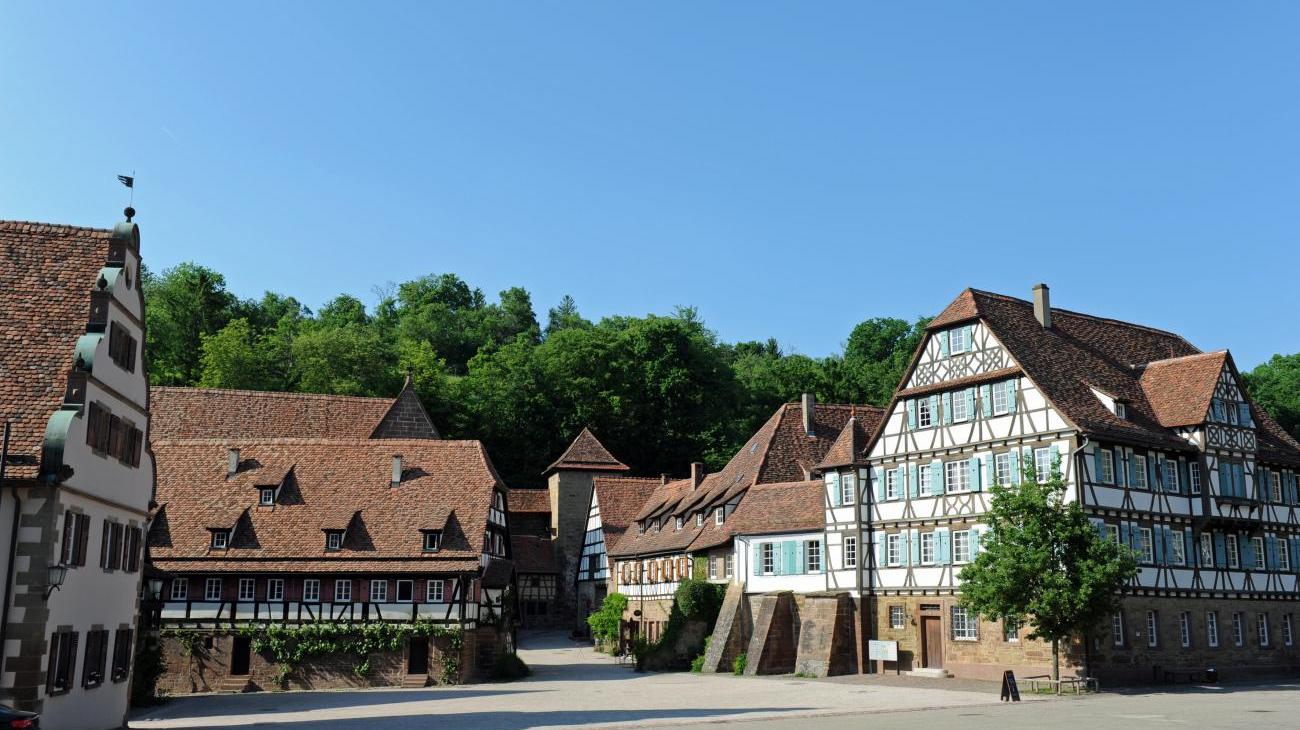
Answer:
[230,636,251,676]
[921,616,944,669]
[407,637,429,674]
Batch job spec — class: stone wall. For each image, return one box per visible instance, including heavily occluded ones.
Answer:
[744,592,798,675]
[547,470,595,632]
[794,593,857,677]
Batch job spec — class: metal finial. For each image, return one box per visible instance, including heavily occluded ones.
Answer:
[124,206,135,222]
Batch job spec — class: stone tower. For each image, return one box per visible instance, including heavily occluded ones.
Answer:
[544,428,629,630]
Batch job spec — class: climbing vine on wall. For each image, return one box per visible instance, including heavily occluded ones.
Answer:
[235,621,464,686]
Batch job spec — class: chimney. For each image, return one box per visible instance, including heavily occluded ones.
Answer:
[226,447,240,477]
[661,473,671,485]
[391,455,403,487]
[690,462,705,490]
[1033,283,1052,329]
[801,392,816,437]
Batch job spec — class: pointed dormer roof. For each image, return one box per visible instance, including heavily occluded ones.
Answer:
[1138,351,1230,428]
[544,427,629,476]
[370,372,440,440]
[816,415,868,471]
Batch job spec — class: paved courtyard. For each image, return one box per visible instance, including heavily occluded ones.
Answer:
[128,632,1298,729]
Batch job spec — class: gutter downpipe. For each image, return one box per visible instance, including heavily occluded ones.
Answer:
[1072,433,1091,679]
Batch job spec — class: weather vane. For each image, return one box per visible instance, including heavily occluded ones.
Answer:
[117,172,135,220]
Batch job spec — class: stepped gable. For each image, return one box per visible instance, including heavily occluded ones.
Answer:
[148,438,502,574]
[543,427,630,475]
[0,220,118,480]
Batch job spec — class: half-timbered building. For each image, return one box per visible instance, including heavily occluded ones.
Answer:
[147,382,516,691]
[832,284,1300,682]
[0,214,153,730]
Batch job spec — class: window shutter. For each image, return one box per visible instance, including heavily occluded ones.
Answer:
[1238,403,1252,427]
[1148,456,1159,492]
[873,467,885,503]
[46,633,58,693]
[937,528,951,564]
[908,529,920,566]
[100,521,110,569]
[1006,379,1018,413]
[963,325,974,348]
[970,528,982,558]
[907,399,917,429]
[1093,449,1103,483]
[1292,537,1300,573]
[964,388,975,419]
[980,384,992,417]
[1213,533,1226,566]
[872,531,884,567]
[941,392,953,425]
[1119,522,1131,550]
[928,395,939,423]
[1178,459,1190,494]
[828,473,841,508]
[1266,535,1278,570]
[904,466,916,500]
[76,515,89,566]
[792,541,804,575]
[969,456,982,492]
[1089,518,1105,539]
[1007,450,1019,484]
[1184,528,1195,567]
[66,632,79,692]
[752,543,763,575]
[908,463,919,499]
[939,331,950,358]
[1153,525,1166,565]
[930,460,944,495]
[1242,536,1255,569]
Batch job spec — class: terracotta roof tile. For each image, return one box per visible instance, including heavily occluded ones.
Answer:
[510,535,558,574]
[544,427,629,475]
[151,387,395,441]
[1139,352,1227,428]
[591,475,662,549]
[724,480,824,537]
[507,487,551,514]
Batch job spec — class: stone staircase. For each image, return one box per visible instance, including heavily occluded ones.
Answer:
[401,674,430,688]
[216,676,253,693]
[909,667,953,679]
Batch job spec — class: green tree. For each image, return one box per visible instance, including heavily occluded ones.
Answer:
[143,263,238,384]
[840,316,930,405]
[545,294,590,336]
[198,318,276,390]
[958,467,1137,681]
[291,322,398,396]
[1244,354,1300,440]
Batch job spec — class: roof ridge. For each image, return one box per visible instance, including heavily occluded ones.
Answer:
[0,220,113,235]
[152,437,484,446]
[152,386,394,403]
[1142,350,1228,368]
[968,289,1191,343]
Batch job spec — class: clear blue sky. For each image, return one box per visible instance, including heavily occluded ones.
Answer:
[4,3,1297,368]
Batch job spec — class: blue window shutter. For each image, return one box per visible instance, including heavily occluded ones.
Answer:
[1184,528,1195,567]
[1217,462,1229,496]
[1292,537,1300,573]
[964,388,975,419]
[906,466,918,500]
[873,467,885,503]
[970,528,982,557]
[1235,464,1246,498]
[791,541,804,575]
[1049,445,1060,478]
[829,473,841,508]
[930,460,944,495]
[939,331,950,358]
[907,399,917,429]
[980,384,992,417]
[1093,449,1103,484]
[908,529,920,566]
[908,463,920,498]
[928,395,939,423]
[1242,536,1255,569]
[964,325,974,349]
[1148,456,1158,491]
[1265,535,1278,570]
[969,456,982,492]
[1154,525,1166,565]
[873,531,884,567]
[1007,450,1019,484]
[1006,379,1017,413]
[942,392,953,425]
[1213,533,1226,567]
[1238,403,1252,427]
[938,529,951,564]
[752,542,763,575]
[1178,460,1190,494]
[1119,522,1131,550]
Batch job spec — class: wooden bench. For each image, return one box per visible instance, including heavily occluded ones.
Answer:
[1024,675,1099,694]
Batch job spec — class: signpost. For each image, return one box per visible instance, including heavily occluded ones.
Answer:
[868,640,899,675]
[1000,670,1021,702]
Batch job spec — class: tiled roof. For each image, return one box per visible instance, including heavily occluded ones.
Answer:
[149,438,504,573]
[591,475,663,550]
[1139,352,1227,428]
[816,414,873,470]
[544,427,629,475]
[510,535,558,574]
[507,488,551,514]
[611,400,874,558]
[0,220,115,480]
[149,558,482,575]
[150,387,395,441]
[724,480,825,537]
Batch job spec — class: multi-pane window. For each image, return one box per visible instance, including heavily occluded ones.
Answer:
[1201,533,1214,567]
[1206,611,1219,647]
[1132,455,1148,488]
[1252,537,1265,569]
[170,578,188,601]
[259,488,275,506]
[427,579,445,603]
[1003,617,1020,642]
[890,605,906,629]
[267,578,284,601]
[695,513,703,527]
[1098,450,1115,484]
[211,532,228,550]
[1284,614,1294,647]
[1179,612,1191,647]
[917,398,933,428]
[1146,611,1159,647]
[423,531,441,552]
[886,534,902,566]
[1270,471,1283,503]
[1232,612,1244,646]
[715,507,725,525]
[952,391,970,422]
[920,532,935,565]
[205,577,222,601]
[1034,448,1051,483]
[1189,463,1202,495]
[1226,535,1240,569]
[844,536,858,568]
[953,530,972,563]
[1139,528,1154,564]
[1106,524,1120,544]
[841,473,856,505]
[370,580,388,602]
[396,580,413,602]
[725,552,734,578]
[992,381,1010,415]
[761,543,776,575]
[1281,540,1292,572]
[950,326,970,354]
[918,467,932,494]
[886,469,900,501]
[1257,613,1270,647]
[1112,611,1125,646]
[952,607,977,640]
[806,540,822,573]
[326,532,343,551]
[238,578,255,601]
[335,579,352,602]
[946,461,970,493]
[1170,533,1186,566]
[303,579,321,602]
[675,517,683,531]
[1163,461,1179,493]
[995,453,1013,485]
[708,557,718,580]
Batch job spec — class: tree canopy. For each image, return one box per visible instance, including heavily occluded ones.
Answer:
[145,263,931,484]
[1244,354,1300,441]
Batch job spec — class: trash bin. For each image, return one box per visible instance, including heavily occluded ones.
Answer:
[1205,667,1218,683]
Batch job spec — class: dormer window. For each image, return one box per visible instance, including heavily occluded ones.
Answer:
[1115,402,1128,420]
[259,488,275,506]
[695,512,703,527]
[210,531,228,550]
[715,507,724,525]
[422,530,442,552]
[325,531,343,551]
[949,326,970,354]
[675,517,683,531]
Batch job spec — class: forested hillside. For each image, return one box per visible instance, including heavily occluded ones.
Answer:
[142,263,1300,485]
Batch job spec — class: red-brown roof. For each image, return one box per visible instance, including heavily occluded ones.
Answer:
[591,475,663,550]
[151,387,396,441]
[544,427,629,475]
[510,535,558,574]
[724,480,825,537]
[507,487,551,514]
[1139,352,1228,428]
[0,220,115,480]
[816,415,871,470]
[150,438,504,574]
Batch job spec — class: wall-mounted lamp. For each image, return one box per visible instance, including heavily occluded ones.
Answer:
[43,564,68,600]
[147,577,164,601]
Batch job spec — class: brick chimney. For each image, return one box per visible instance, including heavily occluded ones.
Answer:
[226,447,240,477]
[690,462,705,490]
[1033,283,1052,329]
[801,392,816,437]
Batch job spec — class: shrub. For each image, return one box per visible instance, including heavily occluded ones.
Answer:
[490,651,532,681]
[690,636,712,673]
[732,652,747,675]
[675,579,725,623]
[587,593,628,647]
